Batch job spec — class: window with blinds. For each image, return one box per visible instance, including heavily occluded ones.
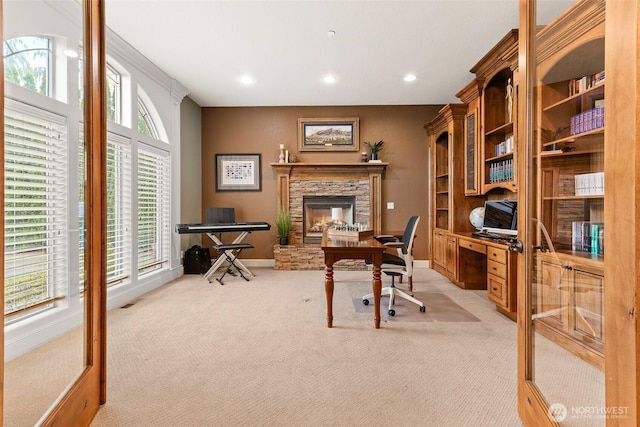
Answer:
[137,145,170,274]
[106,134,132,284]
[78,133,132,290]
[4,101,68,317]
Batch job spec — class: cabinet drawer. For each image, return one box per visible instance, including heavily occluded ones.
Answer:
[487,259,507,279]
[487,274,507,307]
[458,238,486,254]
[487,247,507,264]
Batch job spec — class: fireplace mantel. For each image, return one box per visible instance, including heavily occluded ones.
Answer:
[271,162,388,171]
[271,162,388,237]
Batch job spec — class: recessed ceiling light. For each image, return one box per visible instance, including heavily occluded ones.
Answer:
[240,75,254,85]
[327,30,336,37]
[404,74,417,82]
[63,49,79,58]
[324,75,336,84]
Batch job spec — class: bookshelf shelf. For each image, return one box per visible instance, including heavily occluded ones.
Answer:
[485,121,513,137]
[543,194,604,201]
[542,127,604,148]
[543,82,605,113]
[485,152,514,163]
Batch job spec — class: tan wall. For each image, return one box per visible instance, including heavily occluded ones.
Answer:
[201,105,442,261]
[180,97,203,252]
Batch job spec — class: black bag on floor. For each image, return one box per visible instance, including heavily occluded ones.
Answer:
[184,245,212,274]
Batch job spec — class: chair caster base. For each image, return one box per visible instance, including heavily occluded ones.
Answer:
[388,309,396,317]
[362,299,369,306]
[420,306,426,313]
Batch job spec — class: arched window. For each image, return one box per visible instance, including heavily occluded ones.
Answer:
[3,36,52,96]
[137,97,159,139]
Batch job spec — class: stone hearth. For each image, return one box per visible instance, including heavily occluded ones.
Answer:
[271,162,387,270]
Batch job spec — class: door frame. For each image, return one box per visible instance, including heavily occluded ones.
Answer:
[517,0,640,425]
[0,0,108,425]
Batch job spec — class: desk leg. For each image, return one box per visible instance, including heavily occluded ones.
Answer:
[372,264,382,329]
[325,263,334,328]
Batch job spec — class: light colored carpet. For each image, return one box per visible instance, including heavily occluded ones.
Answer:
[91,267,523,426]
[6,267,525,426]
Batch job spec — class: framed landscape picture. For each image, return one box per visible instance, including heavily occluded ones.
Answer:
[297,117,360,152]
[216,153,262,191]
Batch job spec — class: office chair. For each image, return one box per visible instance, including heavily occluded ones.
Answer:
[362,216,425,316]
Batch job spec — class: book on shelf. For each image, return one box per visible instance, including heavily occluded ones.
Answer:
[575,172,604,196]
[570,106,604,136]
[572,221,604,255]
[495,135,514,157]
[488,159,514,183]
[568,71,605,96]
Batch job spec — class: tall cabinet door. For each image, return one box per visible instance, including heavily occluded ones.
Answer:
[518,0,639,425]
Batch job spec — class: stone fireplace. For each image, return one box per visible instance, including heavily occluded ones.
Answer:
[271,162,387,269]
[303,195,355,243]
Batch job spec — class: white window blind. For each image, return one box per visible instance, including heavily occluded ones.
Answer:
[78,133,132,289]
[4,100,68,316]
[137,145,170,273]
[106,133,132,284]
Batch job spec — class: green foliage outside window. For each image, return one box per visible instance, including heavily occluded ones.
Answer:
[3,36,50,96]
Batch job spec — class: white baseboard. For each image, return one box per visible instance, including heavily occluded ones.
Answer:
[414,260,430,269]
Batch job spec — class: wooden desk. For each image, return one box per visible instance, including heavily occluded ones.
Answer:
[321,233,387,329]
[456,232,517,319]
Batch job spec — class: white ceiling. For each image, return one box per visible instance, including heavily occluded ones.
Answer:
[105,0,573,108]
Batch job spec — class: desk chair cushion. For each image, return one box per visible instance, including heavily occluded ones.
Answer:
[381,252,405,266]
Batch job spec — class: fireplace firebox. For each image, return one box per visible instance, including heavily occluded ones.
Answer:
[303,196,355,243]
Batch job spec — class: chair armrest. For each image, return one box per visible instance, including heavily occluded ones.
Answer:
[383,242,404,248]
[384,241,408,254]
[375,235,399,243]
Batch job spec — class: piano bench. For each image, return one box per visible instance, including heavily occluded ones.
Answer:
[212,243,254,285]
[213,243,254,252]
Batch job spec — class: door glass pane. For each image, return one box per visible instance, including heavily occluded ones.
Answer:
[3,0,86,424]
[530,1,606,425]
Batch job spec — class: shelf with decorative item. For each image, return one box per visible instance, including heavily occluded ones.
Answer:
[363,139,385,161]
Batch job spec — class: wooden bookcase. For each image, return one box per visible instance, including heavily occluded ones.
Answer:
[426,104,485,282]
[533,1,605,370]
[469,30,519,194]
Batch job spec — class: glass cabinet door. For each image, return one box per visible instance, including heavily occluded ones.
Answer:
[520,1,607,425]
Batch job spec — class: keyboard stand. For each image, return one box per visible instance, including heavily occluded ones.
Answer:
[204,231,256,282]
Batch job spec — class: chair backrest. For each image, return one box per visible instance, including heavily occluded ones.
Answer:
[401,216,420,254]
